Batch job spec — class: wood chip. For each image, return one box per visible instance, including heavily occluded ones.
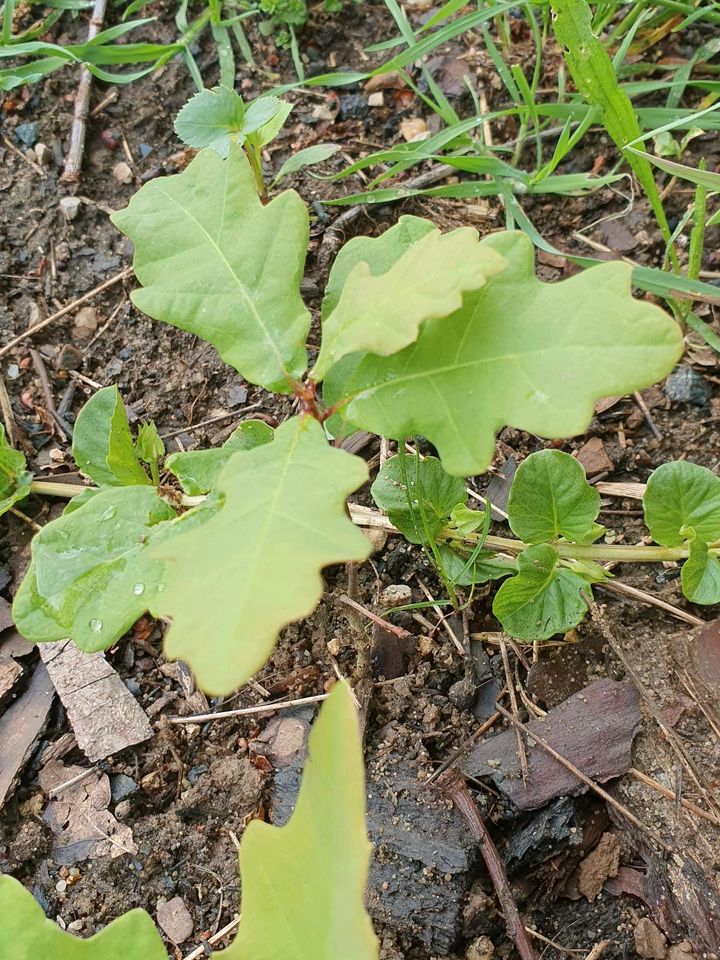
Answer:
[576,437,614,477]
[462,680,640,810]
[39,640,152,762]
[0,658,23,707]
[0,662,54,808]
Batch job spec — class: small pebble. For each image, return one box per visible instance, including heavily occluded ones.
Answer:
[156,897,194,944]
[6,364,20,380]
[15,122,39,147]
[67,920,83,932]
[55,880,67,894]
[112,161,133,185]
[35,142,50,166]
[379,584,412,608]
[59,197,82,222]
[664,365,711,406]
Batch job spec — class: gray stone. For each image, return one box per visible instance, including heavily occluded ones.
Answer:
[156,897,193,944]
[15,123,39,147]
[110,774,138,802]
[664,366,711,406]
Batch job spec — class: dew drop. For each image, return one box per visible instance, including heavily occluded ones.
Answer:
[89,618,103,632]
[99,506,117,522]
[133,583,145,596]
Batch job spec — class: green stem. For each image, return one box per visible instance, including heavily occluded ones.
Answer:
[446,529,714,563]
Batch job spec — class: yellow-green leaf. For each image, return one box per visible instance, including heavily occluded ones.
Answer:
[152,416,370,694]
[311,225,506,380]
[220,682,378,960]
[325,232,682,476]
[71,386,148,487]
[111,146,311,392]
[0,875,167,960]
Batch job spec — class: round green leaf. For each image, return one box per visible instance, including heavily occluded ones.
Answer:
[508,449,601,544]
[492,543,591,640]
[644,460,720,547]
[681,536,720,605]
[370,454,466,545]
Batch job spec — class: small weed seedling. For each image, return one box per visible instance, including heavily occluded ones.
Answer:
[0,125,699,952]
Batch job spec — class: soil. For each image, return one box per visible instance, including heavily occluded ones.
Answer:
[1,2,720,958]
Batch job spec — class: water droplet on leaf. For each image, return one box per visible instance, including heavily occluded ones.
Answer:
[133,583,145,595]
[89,618,103,632]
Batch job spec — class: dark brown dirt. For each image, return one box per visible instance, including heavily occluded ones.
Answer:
[1,2,720,958]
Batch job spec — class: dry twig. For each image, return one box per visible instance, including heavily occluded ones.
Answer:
[439,768,537,960]
[62,0,109,181]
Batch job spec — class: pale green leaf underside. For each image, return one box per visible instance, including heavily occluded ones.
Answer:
[111,146,311,392]
[13,487,177,652]
[312,225,506,380]
[0,423,31,517]
[325,232,682,476]
[153,416,371,695]
[682,537,720,605]
[0,876,167,960]
[370,454,466,545]
[166,420,274,496]
[71,386,149,487]
[173,85,246,157]
[492,543,591,640]
[644,460,720,547]
[508,449,600,544]
[221,682,378,960]
[321,215,435,321]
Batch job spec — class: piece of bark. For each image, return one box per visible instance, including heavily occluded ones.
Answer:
[39,640,152,762]
[576,437,614,477]
[0,596,13,632]
[0,657,23,708]
[39,760,136,864]
[462,680,641,810]
[0,629,34,659]
[0,662,54,807]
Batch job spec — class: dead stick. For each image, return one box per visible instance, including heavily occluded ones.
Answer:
[628,767,720,825]
[336,594,413,640]
[62,0,108,182]
[493,702,669,850]
[597,578,704,627]
[500,637,529,785]
[0,268,131,359]
[438,768,537,960]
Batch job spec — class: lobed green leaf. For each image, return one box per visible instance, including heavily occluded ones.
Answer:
[13,487,177,651]
[221,682,378,960]
[111,146,311,392]
[312,225,506,381]
[153,416,371,695]
[166,419,274,496]
[0,875,167,960]
[324,233,682,476]
[438,544,516,587]
[508,449,601,544]
[71,386,149,486]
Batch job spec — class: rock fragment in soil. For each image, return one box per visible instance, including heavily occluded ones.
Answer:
[156,896,194,944]
[39,639,152,762]
[59,197,81,222]
[112,162,133,185]
[664,366,710,406]
[576,831,620,901]
[462,679,640,810]
[634,917,668,958]
[465,935,494,960]
[667,943,695,960]
[15,123,39,147]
